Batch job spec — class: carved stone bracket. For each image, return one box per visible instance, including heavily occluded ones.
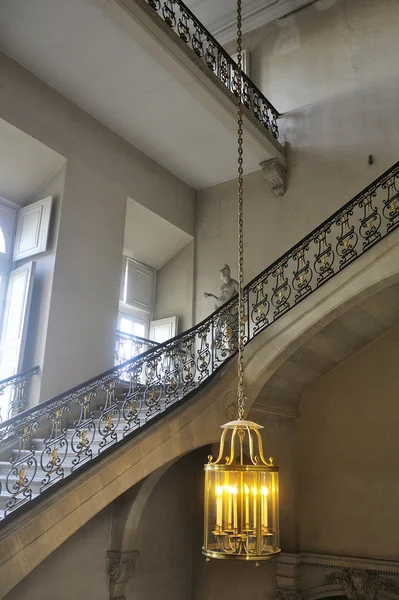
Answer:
[324,568,399,600]
[108,550,139,600]
[260,158,287,197]
[274,587,302,600]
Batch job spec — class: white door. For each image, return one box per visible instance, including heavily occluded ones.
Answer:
[149,316,178,344]
[0,262,35,417]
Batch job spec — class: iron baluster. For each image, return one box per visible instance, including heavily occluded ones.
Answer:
[382,173,399,232]
[5,423,38,515]
[196,325,211,384]
[314,229,334,284]
[336,211,358,266]
[121,363,143,435]
[192,22,203,57]
[98,380,120,452]
[359,193,382,249]
[271,263,291,318]
[162,0,176,27]
[40,406,69,490]
[250,278,270,334]
[71,393,95,470]
[205,39,217,72]
[144,356,162,420]
[292,245,313,301]
[177,6,190,42]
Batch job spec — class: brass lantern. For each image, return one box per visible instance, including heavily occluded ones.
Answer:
[203,421,280,561]
[202,0,280,563]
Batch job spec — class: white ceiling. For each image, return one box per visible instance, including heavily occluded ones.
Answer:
[0,0,265,191]
[124,198,193,270]
[0,118,66,206]
[184,0,317,44]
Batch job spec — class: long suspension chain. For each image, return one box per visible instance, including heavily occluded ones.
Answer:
[236,0,246,421]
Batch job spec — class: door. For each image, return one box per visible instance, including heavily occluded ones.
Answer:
[149,316,178,344]
[0,262,35,417]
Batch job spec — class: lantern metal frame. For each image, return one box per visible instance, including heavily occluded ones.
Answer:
[203,420,280,561]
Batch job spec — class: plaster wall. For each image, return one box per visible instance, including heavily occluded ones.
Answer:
[126,452,196,600]
[4,506,112,600]
[0,51,195,400]
[153,240,195,333]
[298,321,399,560]
[196,0,399,322]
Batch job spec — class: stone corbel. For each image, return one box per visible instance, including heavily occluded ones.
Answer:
[260,158,287,197]
[108,550,139,600]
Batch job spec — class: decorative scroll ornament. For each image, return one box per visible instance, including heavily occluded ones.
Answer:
[108,550,139,600]
[325,569,399,600]
[202,0,280,564]
[274,588,302,600]
[261,158,287,197]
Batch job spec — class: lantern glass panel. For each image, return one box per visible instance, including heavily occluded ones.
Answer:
[203,465,280,560]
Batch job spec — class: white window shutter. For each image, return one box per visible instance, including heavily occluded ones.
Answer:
[124,258,155,315]
[13,196,52,261]
[0,261,35,380]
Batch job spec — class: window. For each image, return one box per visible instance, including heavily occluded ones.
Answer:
[119,316,146,339]
[0,228,5,255]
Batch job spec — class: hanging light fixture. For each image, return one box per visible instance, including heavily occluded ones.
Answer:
[202,0,280,564]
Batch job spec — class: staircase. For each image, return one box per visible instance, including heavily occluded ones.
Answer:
[0,161,398,528]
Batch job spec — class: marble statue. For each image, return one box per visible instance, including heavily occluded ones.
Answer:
[204,265,239,354]
[204,265,239,309]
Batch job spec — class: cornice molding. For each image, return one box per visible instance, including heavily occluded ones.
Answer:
[211,0,315,46]
[277,553,399,577]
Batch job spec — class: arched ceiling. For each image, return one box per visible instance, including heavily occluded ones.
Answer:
[253,280,399,417]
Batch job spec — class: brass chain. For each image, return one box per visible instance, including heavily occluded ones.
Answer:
[236,0,246,420]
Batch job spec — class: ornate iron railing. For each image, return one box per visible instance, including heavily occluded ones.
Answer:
[0,162,398,523]
[115,331,159,366]
[143,0,280,139]
[0,367,40,424]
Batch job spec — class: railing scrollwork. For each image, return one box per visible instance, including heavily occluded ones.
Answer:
[142,0,281,139]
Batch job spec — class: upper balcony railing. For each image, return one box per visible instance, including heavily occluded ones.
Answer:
[0,161,397,523]
[144,0,281,140]
[115,331,159,366]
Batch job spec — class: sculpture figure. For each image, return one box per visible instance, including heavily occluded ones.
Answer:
[204,265,239,309]
[204,265,239,354]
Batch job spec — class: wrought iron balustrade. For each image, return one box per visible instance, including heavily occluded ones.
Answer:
[0,161,398,523]
[0,366,40,424]
[143,0,280,139]
[115,331,159,366]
